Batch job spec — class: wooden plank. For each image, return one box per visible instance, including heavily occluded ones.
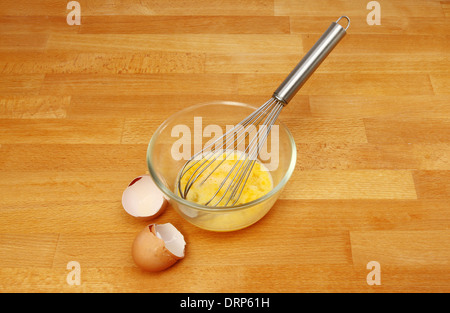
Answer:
[444,2,450,18]
[312,54,450,74]
[187,230,351,266]
[0,1,70,16]
[298,143,417,170]
[121,118,162,144]
[297,143,450,170]
[240,264,450,292]
[283,117,367,143]
[430,74,450,94]
[0,16,79,33]
[0,74,44,96]
[0,0,274,16]
[364,118,450,144]
[79,0,275,16]
[302,34,450,55]
[0,234,59,268]
[0,144,147,172]
[80,16,289,34]
[102,0,274,16]
[71,94,309,118]
[413,170,450,199]
[0,119,124,144]
[412,144,450,170]
[205,53,301,73]
[0,264,448,292]
[268,199,450,232]
[0,200,180,234]
[290,16,450,35]
[350,230,450,266]
[67,95,311,119]
[0,51,206,74]
[238,73,434,96]
[1,264,448,292]
[0,171,131,206]
[53,233,136,268]
[46,33,303,54]
[282,170,417,200]
[0,32,49,50]
[274,0,445,17]
[0,96,69,118]
[0,266,243,292]
[40,73,238,96]
[206,53,450,74]
[309,95,450,118]
[0,268,70,292]
[0,34,48,51]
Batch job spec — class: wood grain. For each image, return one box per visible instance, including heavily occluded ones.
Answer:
[46,34,303,54]
[0,16,79,34]
[0,52,206,74]
[0,96,70,118]
[0,0,275,16]
[274,0,445,17]
[67,95,300,118]
[302,34,450,54]
[430,74,450,94]
[41,73,238,95]
[0,0,449,293]
[284,170,417,200]
[0,34,49,51]
[290,16,450,35]
[296,143,450,170]
[79,16,290,34]
[238,73,434,96]
[413,171,450,199]
[308,95,450,118]
[364,118,450,144]
[0,234,59,268]
[0,119,124,144]
[206,53,450,74]
[0,74,44,95]
[350,230,450,266]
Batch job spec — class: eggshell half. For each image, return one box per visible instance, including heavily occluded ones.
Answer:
[132,223,186,272]
[122,174,168,220]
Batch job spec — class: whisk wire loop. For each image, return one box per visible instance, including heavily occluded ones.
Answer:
[205,99,283,206]
[178,98,284,207]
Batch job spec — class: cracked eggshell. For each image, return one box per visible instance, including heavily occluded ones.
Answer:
[132,223,186,272]
[122,174,168,220]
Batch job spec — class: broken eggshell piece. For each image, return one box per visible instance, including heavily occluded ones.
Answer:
[132,223,186,272]
[122,174,168,220]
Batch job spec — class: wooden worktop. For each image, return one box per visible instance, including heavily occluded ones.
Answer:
[0,0,449,293]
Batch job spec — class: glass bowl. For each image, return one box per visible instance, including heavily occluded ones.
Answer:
[147,101,297,231]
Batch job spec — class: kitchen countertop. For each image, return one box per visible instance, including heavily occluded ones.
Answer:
[0,0,449,292]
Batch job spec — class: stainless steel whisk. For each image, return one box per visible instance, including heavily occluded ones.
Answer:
[178,16,350,207]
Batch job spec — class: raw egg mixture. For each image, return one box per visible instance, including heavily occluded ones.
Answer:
[177,151,273,207]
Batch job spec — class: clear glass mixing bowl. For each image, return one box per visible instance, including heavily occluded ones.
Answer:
[147,101,297,231]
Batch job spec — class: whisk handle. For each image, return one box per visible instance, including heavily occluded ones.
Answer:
[273,16,350,105]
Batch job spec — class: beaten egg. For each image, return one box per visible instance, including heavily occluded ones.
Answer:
[177,150,273,207]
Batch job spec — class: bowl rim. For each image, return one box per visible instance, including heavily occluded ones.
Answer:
[146,100,297,212]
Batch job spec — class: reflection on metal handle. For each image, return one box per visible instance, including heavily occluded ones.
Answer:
[273,16,350,105]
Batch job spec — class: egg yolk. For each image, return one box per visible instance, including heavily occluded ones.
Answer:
[177,151,273,207]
